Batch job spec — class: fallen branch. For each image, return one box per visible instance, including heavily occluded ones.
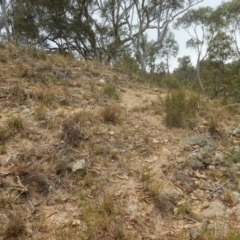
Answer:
[210,179,231,194]
[46,211,58,220]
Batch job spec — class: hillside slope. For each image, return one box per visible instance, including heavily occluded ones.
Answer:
[0,44,240,240]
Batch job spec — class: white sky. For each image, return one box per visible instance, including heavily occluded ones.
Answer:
[169,0,225,71]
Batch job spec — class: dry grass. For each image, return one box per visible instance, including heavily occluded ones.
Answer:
[0,44,240,240]
[7,115,24,131]
[3,213,26,239]
[100,104,121,123]
[61,119,85,147]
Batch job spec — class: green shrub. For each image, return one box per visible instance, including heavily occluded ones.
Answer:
[0,145,7,154]
[100,104,121,123]
[103,84,119,100]
[7,116,24,131]
[164,89,199,128]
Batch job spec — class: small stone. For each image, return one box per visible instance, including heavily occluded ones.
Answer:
[99,78,106,84]
[72,219,81,226]
[189,228,200,240]
[201,201,209,209]
[202,200,226,219]
[189,209,203,221]
[21,108,31,114]
[72,159,86,172]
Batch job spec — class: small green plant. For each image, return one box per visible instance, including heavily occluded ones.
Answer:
[34,104,47,120]
[0,41,7,49]
[100,104,121,123]
[35,89,56,106]
[154,108,162,115]
[9,85,27,103]
[0,144,7,154]
[164,89,199,128]
[100,193,116,216]
[7,116,24,131]
[175,201,191,216]
[0,53,7,63]
[71,110,91,126]
[223,189,235,207]
[0,126,10,143]
[141,166,152,183]
[61,119,84,147]
[4,213,26,239]
[208,114,219,135]
[103,84,119,99]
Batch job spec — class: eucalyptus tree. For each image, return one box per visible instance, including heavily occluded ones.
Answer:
[125,0,203,72]
[95,0,203,72]
[0,0,11,41]
[215,0,240,59]
[158,31,179,78]
[9,0,98,58]
[7,0,203,69]
[174,56,195,85]
[207,31,234,99]
[174,7,215,93]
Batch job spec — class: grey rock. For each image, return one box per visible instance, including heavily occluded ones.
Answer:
[99,78,106,84]
[21,108,32,115]
[174,172,195,192]
[58,96,68,105]
[185,152,212,169]
[166,188,183,201]
[189,209,203,222]
[233,128,240,137]
[182,134,214,151]
[214,152,225,164]
[182,134,214,169]
[72,159,86,172]
[202,200,226,219]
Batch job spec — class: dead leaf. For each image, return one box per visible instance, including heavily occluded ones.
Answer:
[152,139,159,143]
[195,170,207,179]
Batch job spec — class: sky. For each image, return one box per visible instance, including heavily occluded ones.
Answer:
[169,0,225,71]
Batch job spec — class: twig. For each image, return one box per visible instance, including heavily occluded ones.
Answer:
[211,179,231,194]
[183,216,198,223]
[46,211,58,220]
[27,199,35,212]
[16,176,28,192]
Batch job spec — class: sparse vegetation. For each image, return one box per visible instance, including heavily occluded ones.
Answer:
[164,88,199,128]
[0,144,7,154]
[0,126,10,143]
[103,84,119,100]
[7,116,24,131]
[100,104,121,123]
[3,213,26,239]
[0,43,240,239]
[61,119,85,147]
[34,104,47,120]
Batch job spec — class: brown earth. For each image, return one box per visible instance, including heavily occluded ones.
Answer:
[0,44,240,239]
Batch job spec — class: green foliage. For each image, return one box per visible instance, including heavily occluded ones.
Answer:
[7,116,24,131]
[103,84,119,100]
[0,145,7,154]
[117,56,139,73]
[0,126,10,143]
[167,76,181,90]
[34,104,47,120]
[164,89,199,128]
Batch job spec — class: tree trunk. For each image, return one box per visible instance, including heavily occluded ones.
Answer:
[0,0,11,42]
[196,61,204,93]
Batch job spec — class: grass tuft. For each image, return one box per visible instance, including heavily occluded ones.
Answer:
[100,104,121,123]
